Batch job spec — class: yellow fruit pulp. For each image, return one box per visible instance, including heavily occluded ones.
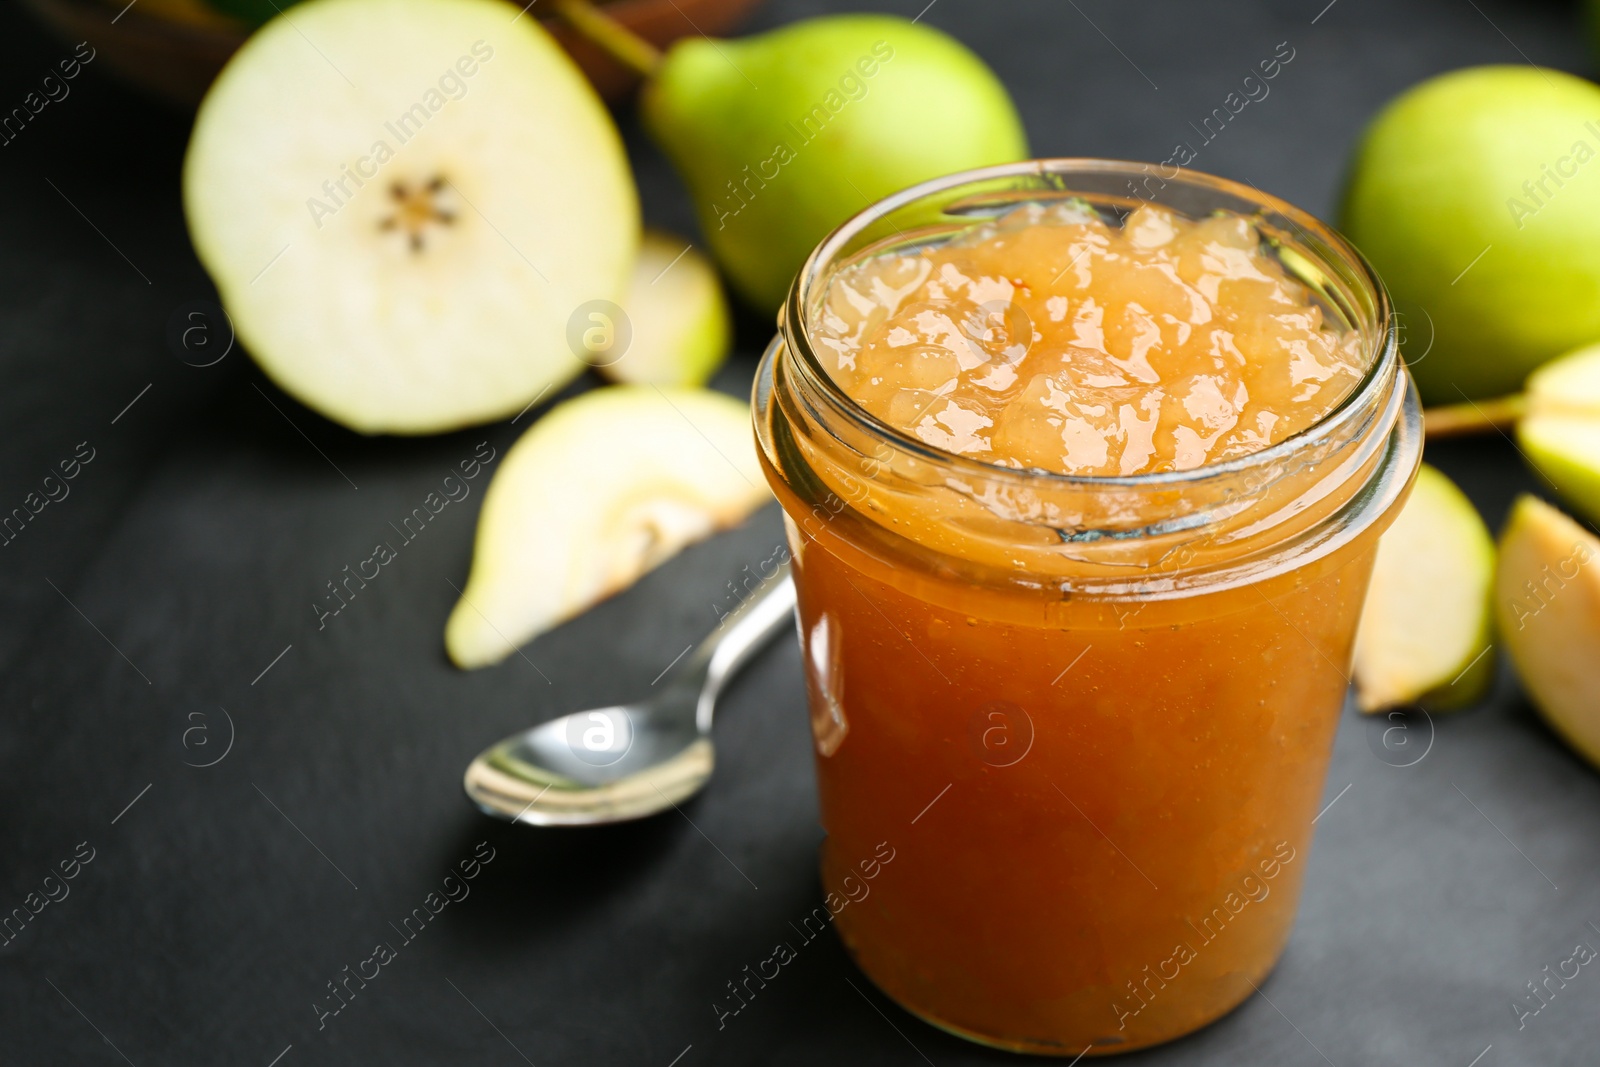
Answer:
[815,202,1365,476]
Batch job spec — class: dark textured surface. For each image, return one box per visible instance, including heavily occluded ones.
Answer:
[1,1,1598,1064]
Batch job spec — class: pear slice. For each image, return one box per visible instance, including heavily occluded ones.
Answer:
[598,230,731,387]
[1352,464,1496,712]
[1495,495,1600,767]
[184,0,637,434]
[446,386,769,668]
[1519,342,1600,528]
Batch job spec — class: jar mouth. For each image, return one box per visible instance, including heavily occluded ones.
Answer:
[782,158,1397,494]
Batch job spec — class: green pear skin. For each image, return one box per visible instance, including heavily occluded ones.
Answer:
[643,15,1029,311]
[1341,66,1600,403]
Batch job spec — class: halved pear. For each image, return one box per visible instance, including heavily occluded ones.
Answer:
[184,0,637,434]
[1352,464,1496,712]
[1519,342,1600,527]
[1495,495,1600,767]
[446,385,769,668]
[598,230,731,387]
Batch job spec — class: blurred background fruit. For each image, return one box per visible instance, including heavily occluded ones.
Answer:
[1518,342,1600,528]
[599,231,731,387]
[18,0,761,105]
[635,12,1029,310]
[1341,66,1600,404]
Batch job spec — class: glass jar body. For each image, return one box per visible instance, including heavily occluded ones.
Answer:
[756,159,1421,1055]
[772,480,1370,1053]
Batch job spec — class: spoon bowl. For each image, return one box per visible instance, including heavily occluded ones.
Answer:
[465,695,712,826]
[464,570,796,826]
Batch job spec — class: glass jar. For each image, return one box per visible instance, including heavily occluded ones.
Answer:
[753,160,1421,1056]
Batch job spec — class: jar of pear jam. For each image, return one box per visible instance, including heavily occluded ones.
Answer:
[753,160,1421,1056]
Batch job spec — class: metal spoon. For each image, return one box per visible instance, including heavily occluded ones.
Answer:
[463,569,798,826]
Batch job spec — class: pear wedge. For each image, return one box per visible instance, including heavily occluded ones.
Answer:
[1352,464,1496,712]
[1519,342,1600,528]
[446,386,769,668]
[599,230,731,387]
[1495,495,1600,767]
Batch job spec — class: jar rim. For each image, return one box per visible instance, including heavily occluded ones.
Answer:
[780,157,1397,492]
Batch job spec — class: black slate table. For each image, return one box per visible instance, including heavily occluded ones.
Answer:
[2,1,1597,1064]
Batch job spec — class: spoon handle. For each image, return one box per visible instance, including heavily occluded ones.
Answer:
[686,567,797,729]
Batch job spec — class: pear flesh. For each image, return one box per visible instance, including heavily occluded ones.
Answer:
[184,0,638,434]
[1519,341,1600,528]
[643,14,1029,311]
[1495,495,1600,768]
[1352,464,1496,712]
[446,386,770,668]
[598,230,731,387]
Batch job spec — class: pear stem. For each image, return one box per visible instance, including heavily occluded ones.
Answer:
[550,0,664,79]
[1423,394,1528,440]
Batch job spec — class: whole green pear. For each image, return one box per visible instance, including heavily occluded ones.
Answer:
[1341,66,1600,403]
[643,15,1029,312]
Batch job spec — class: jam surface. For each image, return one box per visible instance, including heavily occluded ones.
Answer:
[814,203,1365,476]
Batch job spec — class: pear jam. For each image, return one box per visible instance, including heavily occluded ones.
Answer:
[757,172,1418,1058]
[814,202,1365,475]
